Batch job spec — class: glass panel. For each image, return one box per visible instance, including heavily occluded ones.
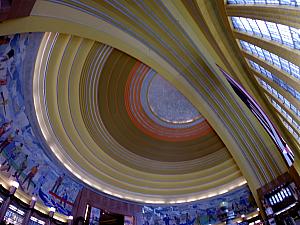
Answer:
[258,77,300,120]
[227,0,299,6]
[269,97,300,142]
[239,40,300,80]
[231,17,300,50]
[4,205,25,225]
[281,118,300,142]
[29,217,46,225]
[249,60,300,102]
[240,17,254,33]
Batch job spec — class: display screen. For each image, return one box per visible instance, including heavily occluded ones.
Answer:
[124,216,134,225]
[100,212,124,225]
[86,205,126,225]
[89,207,101,225]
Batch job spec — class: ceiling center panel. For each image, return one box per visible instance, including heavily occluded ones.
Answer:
[142,71,203,127]
[78,45,226,163]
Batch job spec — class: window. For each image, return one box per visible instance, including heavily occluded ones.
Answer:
[29,217,46,225]
[4,205,25,225]
[227,0,300,7]
[281,119,300,142]
[271,99,299,129]
[258,77,300,120]
[231,17,300,50]
[249,60,300,102]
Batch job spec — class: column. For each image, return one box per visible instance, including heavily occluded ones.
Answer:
[0,181,19,221]
[21,196,37,225]
[47,207,56,225]
[67,216,73,225]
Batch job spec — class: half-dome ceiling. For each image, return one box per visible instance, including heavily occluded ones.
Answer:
[0,0,295,218]
[32,32,244,203]
[80,43,226,163]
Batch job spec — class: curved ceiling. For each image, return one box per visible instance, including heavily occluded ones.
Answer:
[33,32,244,203]
[0,0,293,206]
[80,42,225,163]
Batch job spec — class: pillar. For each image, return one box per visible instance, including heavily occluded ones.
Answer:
[21,196,36,225]
[0,181,19,221]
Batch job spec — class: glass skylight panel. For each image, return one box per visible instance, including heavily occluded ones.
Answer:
[266,21,281,42]
[258,77,300,119]
[232,17,300,50]
[282,120,300,142]
[256,20,271,39]
[270,99,299,130]
[249,60,300,101]
[227,0,300,6]
[291,28,300,49]
[240,17,253,33]
[239,40,300,80]
[231,17,246,31]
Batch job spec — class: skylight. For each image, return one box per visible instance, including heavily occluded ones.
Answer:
[258,78,300,119]
[271,98,300,133]
[281,119,300,142]
[239,40,300,80]
[231,17,300,50]
[248,60,300,102]
[227,0,300,6]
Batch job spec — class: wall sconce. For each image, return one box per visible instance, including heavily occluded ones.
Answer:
[30,196,37,208]
[67,216,73,225]
[9,180,19,194]
[49,207,56,218]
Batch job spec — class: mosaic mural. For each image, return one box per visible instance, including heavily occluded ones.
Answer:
[0,33,82,216]
[141,185,257,225]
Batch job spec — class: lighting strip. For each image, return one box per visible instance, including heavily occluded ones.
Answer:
[274,202,297,215]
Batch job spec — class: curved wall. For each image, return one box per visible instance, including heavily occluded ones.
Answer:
[0,32,82,216]
[141,185,257,225]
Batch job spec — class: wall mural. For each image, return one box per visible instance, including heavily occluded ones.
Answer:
[141,185,257,225]
[0,32,82,216]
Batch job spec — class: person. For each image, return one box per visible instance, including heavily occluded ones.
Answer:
[174,216,180,225]
[0,48,14,86]
[163,214,170,225]
[32,175,46,196]
[0,129,19,153]
[0,120,12,137]
[0,36,10,46]
[60,188,68,208]
[1,143,23,172]
[74,216,85,225]
[194,212,201,225]
[51,173,65,193]
[22,164,39,190]
[13,154,28,178]
[185,213,191,225]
